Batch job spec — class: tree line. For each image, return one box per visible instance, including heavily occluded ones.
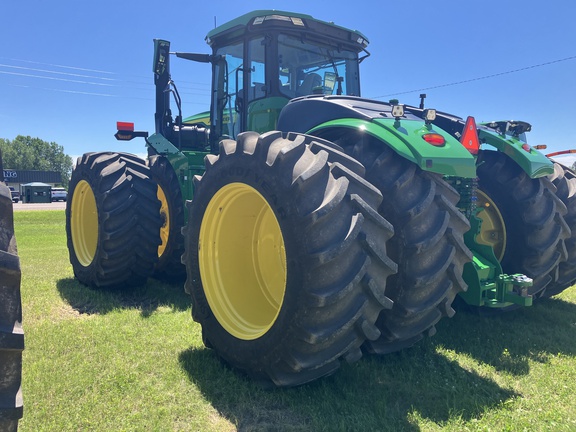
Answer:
[0,136,73,188]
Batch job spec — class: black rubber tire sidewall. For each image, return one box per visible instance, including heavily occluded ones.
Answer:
[0,182,23,431]
[148,155,186,281]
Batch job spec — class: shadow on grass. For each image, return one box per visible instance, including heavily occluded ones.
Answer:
[56,277,191,317]
[178,340,518,431]
[177,295,576,430]
[440,295,576,375]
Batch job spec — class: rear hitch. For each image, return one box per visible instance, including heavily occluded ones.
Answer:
[494,274,533,307]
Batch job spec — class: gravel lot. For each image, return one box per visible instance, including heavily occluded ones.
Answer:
[12,201,66,211]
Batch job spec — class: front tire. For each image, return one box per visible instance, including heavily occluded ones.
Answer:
[183,131,397,387]
[66,152,162,289]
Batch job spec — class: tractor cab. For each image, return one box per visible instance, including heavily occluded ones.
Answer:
[152,10,369,151]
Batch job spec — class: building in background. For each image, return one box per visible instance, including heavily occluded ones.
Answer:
[2,169,62,191]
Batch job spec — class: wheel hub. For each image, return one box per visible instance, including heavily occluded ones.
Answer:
[70,180,98,266]
[199,183,287,340]
[476,189,506,261]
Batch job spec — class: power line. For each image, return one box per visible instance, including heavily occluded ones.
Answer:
[0,66,211,97]
[0,70,116,87]
[8,83,119,97]
[6,83,210,105]
[0,57,116,75]
[0,57,210,87]
[0,63,116,81]
[370,55,576,99]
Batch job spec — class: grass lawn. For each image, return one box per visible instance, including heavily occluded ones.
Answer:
[15,210,576,431]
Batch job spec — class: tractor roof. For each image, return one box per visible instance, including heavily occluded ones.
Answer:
[205,10,369,51]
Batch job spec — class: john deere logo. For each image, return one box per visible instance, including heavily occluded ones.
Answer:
[3,170,17,179]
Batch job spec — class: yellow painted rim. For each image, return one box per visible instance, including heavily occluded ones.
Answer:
[157,185,170,257]
[70,180,98,267]
[476,189,507,261]
[199,183,287,340]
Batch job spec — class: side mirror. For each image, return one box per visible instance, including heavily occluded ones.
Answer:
[153,39,170,76]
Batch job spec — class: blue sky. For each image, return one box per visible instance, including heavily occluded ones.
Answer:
[2,0,576,165]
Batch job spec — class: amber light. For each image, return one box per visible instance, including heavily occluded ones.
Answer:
[422,133,446,146]
[546,149,576,157]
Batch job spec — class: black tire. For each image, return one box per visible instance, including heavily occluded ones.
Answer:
[476,151,569,298]
[66,152,162,289]
[147,155,186,281]
[183,131,397,387]
[0,182,24,432]
[329,132,472,354]
[543,162,576,297]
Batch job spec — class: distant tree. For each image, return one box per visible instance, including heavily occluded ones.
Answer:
[0,136,73,188]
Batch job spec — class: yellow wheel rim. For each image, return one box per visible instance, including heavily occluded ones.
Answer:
[476,189,507,261]
[199,183,287,340]
[70,180,98,267]
[157,185,170,257]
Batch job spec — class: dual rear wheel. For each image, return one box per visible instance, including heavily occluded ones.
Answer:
[66,152,162,289]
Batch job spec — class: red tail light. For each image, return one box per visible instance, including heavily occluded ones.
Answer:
[117,122,134,131]
[422,133,446,146]
[460,117,480,155]
[522,144,531,153]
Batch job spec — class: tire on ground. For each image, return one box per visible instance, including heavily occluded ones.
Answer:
[476,151,569,297]
[543,162,576,297]
[147,155,186,281]
[0,180,24,432]
[329,132,472,354]
[183,131,397,387]
[66,152,162,289]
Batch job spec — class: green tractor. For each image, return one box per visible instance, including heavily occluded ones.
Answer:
[66,10,572,386]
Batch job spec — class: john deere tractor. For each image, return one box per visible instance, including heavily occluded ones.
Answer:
[66,10,572,386]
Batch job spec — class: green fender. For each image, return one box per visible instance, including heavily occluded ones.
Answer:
[308,117,477,178]
[478,128,553,178]
[147,132,209,202]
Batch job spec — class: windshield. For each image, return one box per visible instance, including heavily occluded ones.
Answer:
[277,34,360,98]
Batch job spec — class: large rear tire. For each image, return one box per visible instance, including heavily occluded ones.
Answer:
[0,180,24,432]
[183,131,397,387]
[543,162,576,297]
[332,134,472,354]
[147,155,186,282]
[476,151,569,297]
[66,152,162,289]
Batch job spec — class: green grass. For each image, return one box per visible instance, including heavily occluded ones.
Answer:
[16,210,576,431]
